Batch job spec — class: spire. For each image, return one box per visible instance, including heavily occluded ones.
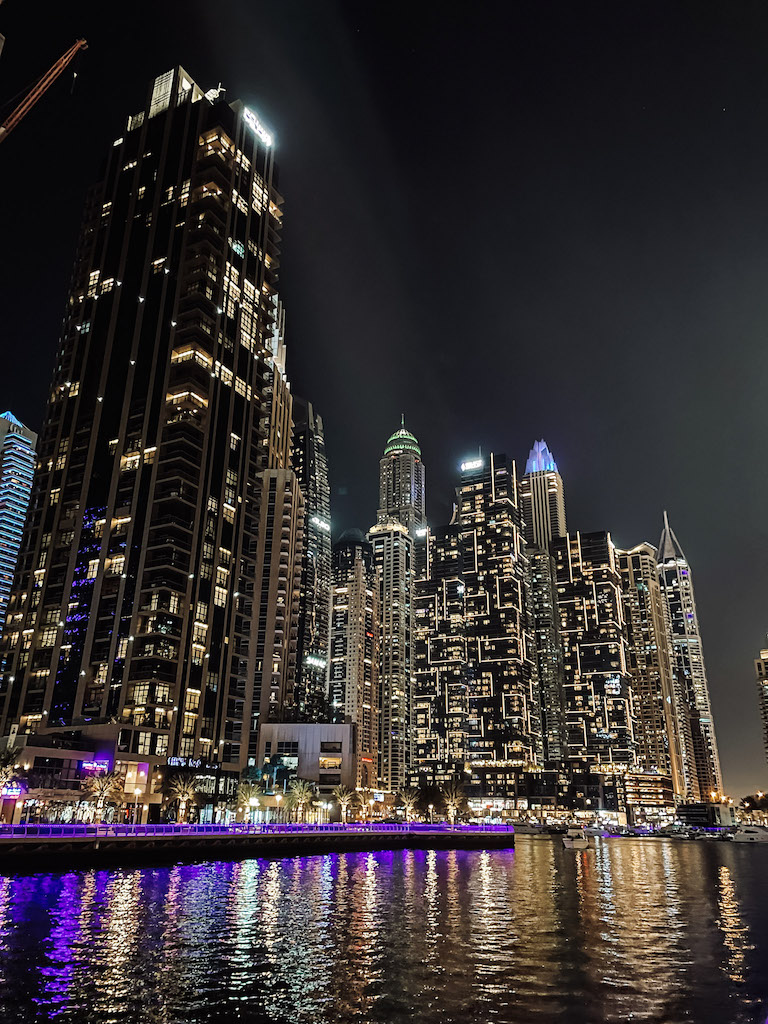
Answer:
[657,510,687,562]
[401,413,405,428]
[525,439,558,475]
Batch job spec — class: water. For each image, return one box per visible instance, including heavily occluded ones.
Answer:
[0,838,767,1023]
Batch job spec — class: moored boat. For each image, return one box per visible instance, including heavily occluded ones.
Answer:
[728,825,768,843]
[563,827,589,850]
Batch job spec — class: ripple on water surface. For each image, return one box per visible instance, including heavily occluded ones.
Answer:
[0,839,767,1023]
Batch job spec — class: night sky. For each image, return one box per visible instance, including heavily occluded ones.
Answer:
[1,1,766,796]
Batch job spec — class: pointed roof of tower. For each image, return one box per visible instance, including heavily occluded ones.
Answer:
[0,411,23,427]
[658,510,687,562]
[384,416,421,457]
[525,439,558,475]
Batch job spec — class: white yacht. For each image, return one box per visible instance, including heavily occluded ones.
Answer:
[729,825,768,843]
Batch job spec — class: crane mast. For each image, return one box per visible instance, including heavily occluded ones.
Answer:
[0,38,87,145]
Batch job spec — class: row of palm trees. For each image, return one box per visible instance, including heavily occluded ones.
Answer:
[1,746,470,825]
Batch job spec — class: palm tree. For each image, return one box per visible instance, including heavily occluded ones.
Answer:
[83,770,125,822]
[398,787,420,822]
[440,780,465,825]
[164,770,201,822]
[287,778,316,822]
[0,747,22,791]
[332,784,354,824]
[238,781,261,821]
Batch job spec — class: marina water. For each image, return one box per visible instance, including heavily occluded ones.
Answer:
[1,838,767,1023]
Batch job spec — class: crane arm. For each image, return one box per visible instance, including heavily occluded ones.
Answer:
[0,38,87,144]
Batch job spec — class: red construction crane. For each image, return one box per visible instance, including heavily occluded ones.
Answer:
[0,38,87,145]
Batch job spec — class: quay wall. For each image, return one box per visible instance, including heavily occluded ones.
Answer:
[0,822,515,872]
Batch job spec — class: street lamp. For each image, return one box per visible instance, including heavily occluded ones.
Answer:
[274,792,282,823]
[249,796,259,824]
[368,798,375,823]
[428,803,434,825]
[133,787,142,825]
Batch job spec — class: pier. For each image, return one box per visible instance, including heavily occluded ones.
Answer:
[0,821,515,871]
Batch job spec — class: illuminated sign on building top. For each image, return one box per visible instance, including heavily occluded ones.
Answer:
[243,107,273,147]
[460,459,484,472]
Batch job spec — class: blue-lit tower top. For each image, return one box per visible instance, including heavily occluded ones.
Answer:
[520,439,566,550]
[525,439,559,475]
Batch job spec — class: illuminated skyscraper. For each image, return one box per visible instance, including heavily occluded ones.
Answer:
[0,413,37,628]
[657,512,722,797]
[459,454,540,796]
[0,68,300,809]
[369,419,424,792]
[755,640,768,771]
[520,439,567,766]
[618,542,687,798]
[412,523,467,785]
[327,530,379,789]
[519,440,566,550]
[377,418,425,538]
[368,520,414,792]
[553,531,637,774]
[292,398,331,721]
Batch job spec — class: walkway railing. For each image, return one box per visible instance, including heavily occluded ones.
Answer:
[0,822,515,841]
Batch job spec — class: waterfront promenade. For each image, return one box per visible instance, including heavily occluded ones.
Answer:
[0,821,515,870]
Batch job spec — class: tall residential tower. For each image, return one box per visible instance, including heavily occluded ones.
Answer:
[0,68,300,809]
[520,439,567,766]
[657,512,722,797]
[292,398,331,721]
[0,413,37,629]
[327,530,379,789]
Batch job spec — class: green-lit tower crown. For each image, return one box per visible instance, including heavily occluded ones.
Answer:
[377,415,425,537]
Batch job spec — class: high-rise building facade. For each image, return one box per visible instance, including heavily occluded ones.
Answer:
[755,640,768,771]
[0,413,37,628]
[412,523,467,784]
[527,548,566,766]
[292,398,331,721]
[327,530,379,789]
[459,454,540,796]
[377,419,425,538]
[519,439,566,550]
[618,542,686,798]
[0,68,297,801]
[553,531,637,774]
[656,512,722,797]
[368,520,414,793]
[520,439,567,767]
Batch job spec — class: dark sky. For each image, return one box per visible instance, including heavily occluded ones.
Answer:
[1,1,766,796]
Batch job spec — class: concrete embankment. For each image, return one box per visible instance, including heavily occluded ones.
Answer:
[0,823,515,872]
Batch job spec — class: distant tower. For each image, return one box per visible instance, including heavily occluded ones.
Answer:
[755,640,768,772]
[0,413,37,627]
[519,440,566,550]
[520,439,567,766]
[327,530,379,789]
[368,520,414,792]
[618,542,688,798]
[657,512,722,797]
[377,417,426,538]
[292,398,332,721]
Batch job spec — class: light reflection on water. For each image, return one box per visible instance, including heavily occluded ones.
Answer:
[0,839,766,1023]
